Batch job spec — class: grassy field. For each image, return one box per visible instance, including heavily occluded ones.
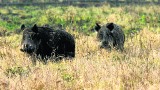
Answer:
[0,4,160,90]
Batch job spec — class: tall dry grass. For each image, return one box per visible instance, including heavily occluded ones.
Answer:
[0,28,160,90]
[0,4,160,90]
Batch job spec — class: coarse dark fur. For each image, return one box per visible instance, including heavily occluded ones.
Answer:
[20,24,75,61]
[95,22,125,51]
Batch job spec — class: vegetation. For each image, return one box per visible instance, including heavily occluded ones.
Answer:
[0,0,160,3]
[0,4,160,89]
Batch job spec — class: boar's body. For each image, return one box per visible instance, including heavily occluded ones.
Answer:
[95,23,125,51]
[20,24,75,61]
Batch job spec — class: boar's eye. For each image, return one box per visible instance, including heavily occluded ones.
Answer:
[31,33,40,40]
[27,35,32,40]
[30,34,36,39]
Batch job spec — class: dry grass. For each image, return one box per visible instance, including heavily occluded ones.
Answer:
[0,4,160,90]
[0,28,160,90]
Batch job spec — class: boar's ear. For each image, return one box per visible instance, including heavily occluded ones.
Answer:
[32,24,38,33]
[106,23,114,31]
[95,23,101,32]
[21,24,25,30]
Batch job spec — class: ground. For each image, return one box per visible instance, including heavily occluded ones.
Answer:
[0,4,160,90]
[0,29,160,89]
